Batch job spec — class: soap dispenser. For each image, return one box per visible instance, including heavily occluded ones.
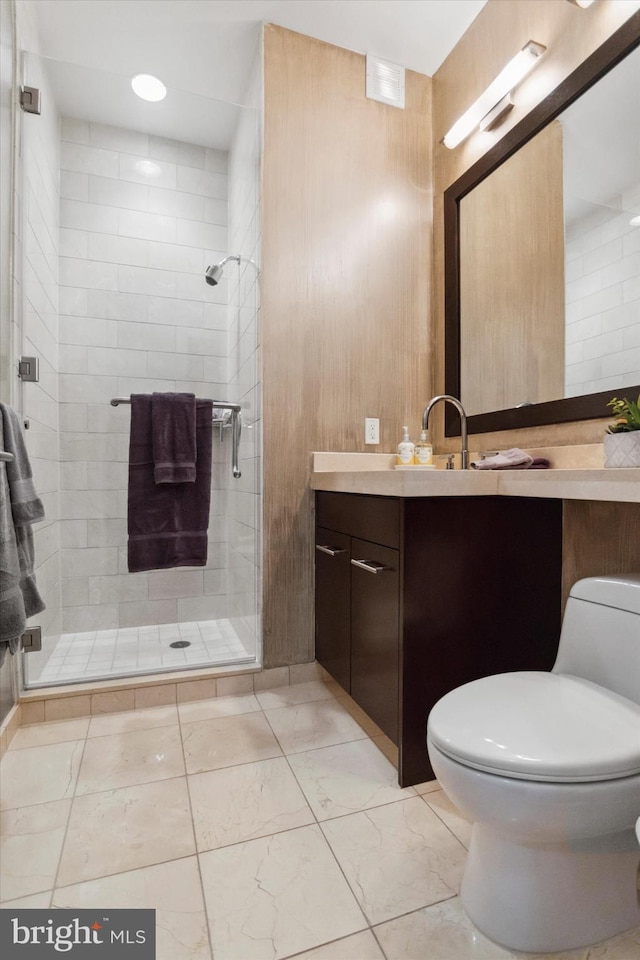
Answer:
[396,426,415,465]
[414,429,433,465]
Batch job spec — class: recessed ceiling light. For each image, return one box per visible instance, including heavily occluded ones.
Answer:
[131,74,166,102]
[630,215,640,227]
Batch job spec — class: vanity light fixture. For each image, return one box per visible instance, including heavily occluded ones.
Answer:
[131,73,167,102]
[567,1,596,8]
[443,40,546,149]
[479,94,514,133]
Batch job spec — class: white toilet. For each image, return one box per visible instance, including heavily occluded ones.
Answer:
[427,574,640,954]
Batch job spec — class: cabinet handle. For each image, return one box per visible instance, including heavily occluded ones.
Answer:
[351,558,389,574]
[316,544,347,557]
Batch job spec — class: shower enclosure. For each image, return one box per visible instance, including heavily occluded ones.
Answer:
[12,49,263,688]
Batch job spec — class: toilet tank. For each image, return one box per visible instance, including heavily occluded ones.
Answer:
[552,575,640,705]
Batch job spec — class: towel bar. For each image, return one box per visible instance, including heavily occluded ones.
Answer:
[0,450,15,462]
[110,396,242,479]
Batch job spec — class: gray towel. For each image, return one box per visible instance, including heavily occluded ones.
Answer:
[0,404,45,667]
[0,404,45,524]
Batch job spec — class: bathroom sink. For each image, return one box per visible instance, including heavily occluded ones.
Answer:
[310,463,498,497]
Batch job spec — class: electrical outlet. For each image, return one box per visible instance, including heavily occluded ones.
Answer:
[365,418,380,444]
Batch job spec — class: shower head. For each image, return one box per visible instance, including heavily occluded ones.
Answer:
[205,254,240,286]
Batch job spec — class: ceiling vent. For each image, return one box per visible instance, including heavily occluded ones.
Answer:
[366,55,405,109]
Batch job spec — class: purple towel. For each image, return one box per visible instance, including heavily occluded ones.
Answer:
[471,448,533,470]
[128,395,213,572]
[152,392,197,484]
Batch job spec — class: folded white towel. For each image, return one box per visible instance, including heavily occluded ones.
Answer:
[471,448,533,470]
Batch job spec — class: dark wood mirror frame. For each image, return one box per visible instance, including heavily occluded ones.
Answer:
[444,11,640,437]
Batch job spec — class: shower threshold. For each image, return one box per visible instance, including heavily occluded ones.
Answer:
[24,618,257,689]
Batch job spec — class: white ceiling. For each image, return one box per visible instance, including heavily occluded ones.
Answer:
[40,56,245,150]
[32,0,487,105]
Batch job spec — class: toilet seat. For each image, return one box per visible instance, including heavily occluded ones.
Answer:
[428,671,640,782]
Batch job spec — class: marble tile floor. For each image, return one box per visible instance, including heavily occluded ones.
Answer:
[1,679,638,960]
[26,618,255,687]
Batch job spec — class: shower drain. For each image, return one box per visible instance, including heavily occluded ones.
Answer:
[169,640,191,649]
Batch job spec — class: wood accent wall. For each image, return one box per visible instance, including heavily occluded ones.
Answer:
[562,502,640,606]
[432,0,639,452]
[262,25,432,666]
[460,122,565,416]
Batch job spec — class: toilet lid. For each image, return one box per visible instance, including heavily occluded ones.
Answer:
[428,672,640,782]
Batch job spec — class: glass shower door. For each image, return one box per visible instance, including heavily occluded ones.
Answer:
[16,52,262,688]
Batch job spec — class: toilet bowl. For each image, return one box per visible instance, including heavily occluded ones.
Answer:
[426,574,640,954]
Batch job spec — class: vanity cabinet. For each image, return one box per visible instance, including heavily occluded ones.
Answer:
[315,491,563,786]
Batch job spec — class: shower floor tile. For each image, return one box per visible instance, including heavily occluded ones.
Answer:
[28,618,255,687]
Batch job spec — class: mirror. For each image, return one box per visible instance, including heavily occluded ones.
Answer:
[444,14,640,436]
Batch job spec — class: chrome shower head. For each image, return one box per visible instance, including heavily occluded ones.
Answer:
[205,263,223,286]
[205,255,240,286]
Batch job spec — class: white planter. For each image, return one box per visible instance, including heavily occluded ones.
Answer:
[603,432,640,468]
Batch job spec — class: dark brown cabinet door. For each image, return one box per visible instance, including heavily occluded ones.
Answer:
[314,527,351,693]
[350,537,400,743]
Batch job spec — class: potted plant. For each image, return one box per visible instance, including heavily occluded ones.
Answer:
[604,394,640,467]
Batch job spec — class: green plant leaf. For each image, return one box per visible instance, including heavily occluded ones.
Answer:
[606,394,640,432]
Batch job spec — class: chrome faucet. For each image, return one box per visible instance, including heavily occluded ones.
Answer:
[422,395,469,470]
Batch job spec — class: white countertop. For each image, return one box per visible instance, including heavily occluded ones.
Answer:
[311,452,640,503]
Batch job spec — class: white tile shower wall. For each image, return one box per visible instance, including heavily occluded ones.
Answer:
[19,52,62,678]
[57,118,231,632]
[565,182,640,397]
[226,40,262,657]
